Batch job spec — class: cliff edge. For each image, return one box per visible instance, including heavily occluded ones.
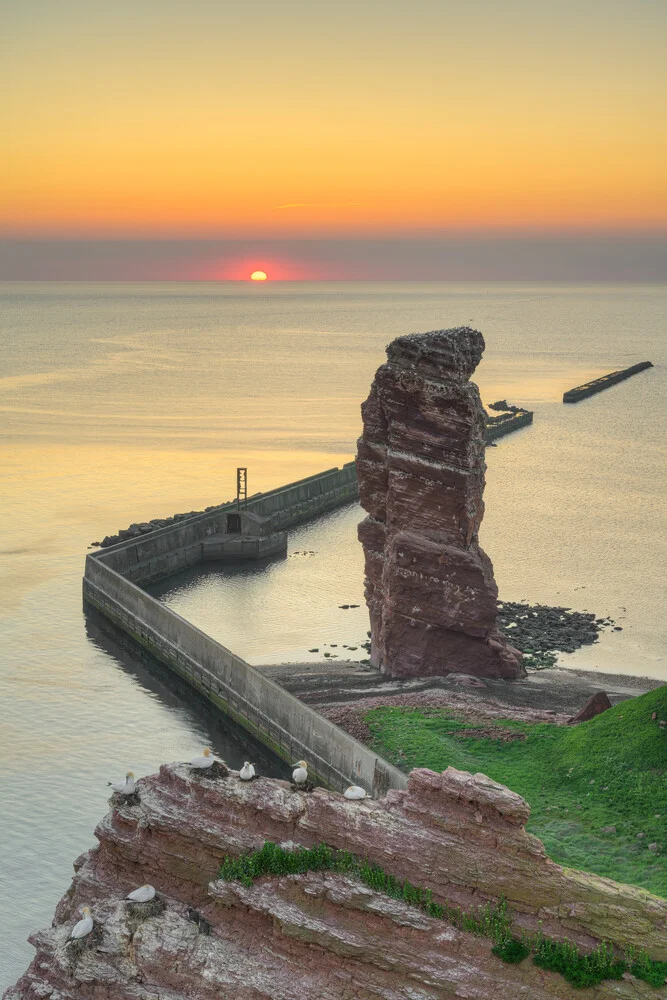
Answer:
[5,764,666,999]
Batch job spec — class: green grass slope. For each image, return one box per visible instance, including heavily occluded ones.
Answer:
[365,685,667,897]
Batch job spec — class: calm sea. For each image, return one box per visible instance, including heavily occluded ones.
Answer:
[0,281,665,985]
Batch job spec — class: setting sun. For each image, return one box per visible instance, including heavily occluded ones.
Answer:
[250,270,267,281]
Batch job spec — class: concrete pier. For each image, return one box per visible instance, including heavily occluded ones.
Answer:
[485,409,533,441]
[83,463,406,797]
[563,361,653,402]
[92,463,359,587]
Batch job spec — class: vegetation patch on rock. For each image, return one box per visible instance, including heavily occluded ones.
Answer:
[219,841,666,990]
[364,686,667,896]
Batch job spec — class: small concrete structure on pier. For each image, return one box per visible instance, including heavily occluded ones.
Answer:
[201,509,286,562]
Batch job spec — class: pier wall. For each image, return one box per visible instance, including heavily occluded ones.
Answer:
[96,461,358,586]
[83,553,404,796]
[84,461,407,795]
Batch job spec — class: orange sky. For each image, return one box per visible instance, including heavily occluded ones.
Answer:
[3,0,667,237]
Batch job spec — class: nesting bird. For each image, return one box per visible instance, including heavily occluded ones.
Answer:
[69,906,93,940]
[108,771,135,795]
[126,884,156,903]
[239,762,256,781]
[189,748,214,769]
[344,785,367,800]
[291,760,308,786]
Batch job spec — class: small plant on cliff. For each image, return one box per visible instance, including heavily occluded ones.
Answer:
[219,841,511,939]
[491,937,530,964]
[627,950,667,988]
[532,938,626,989]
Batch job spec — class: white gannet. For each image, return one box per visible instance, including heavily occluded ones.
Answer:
[291,760,308,786]
[126,884,156,903]
[189,748,214,769]
[108,771,135,795]
[239,762,256,781]
[344,785,367,800]
[69,906,93,940]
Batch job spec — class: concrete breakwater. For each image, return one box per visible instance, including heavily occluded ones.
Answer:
[94,409,529,552]
[92,463,359,583]
[83,463,406,797]
[95,462,359,550]
[563,361,653,402]
[92,408,533,556]
[485,408,533,441]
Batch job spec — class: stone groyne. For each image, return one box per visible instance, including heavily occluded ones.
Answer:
[83,463,405,796]
[563,361,653,402]
[5,765,666,1000]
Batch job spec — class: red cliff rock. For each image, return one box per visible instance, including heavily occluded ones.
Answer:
[357,327,524,679]
[5,765,666,1000]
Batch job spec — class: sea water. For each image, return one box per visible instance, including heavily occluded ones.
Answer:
[0,281,665,984]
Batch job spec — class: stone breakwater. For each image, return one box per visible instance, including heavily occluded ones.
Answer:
[496,601,625,664]
[357,327,524,680]
[94,505,226,548]
[5,764,667,1000]
[93,464,359,550]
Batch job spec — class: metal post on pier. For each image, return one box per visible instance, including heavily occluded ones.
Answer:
[236,467,247,509]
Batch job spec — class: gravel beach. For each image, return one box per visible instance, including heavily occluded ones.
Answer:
[258,660,663,732]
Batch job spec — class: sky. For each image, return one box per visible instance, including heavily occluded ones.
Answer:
[3,0,667,279]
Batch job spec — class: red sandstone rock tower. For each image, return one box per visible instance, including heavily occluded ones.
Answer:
[357,327,524,680]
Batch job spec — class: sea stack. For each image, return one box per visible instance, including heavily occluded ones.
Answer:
[356,327,524,680]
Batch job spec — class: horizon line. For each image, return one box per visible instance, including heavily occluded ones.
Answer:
[3,228,667,243]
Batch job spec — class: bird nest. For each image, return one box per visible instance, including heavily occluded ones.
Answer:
[193,760,229,780]
[65,922,103,965]
[125,895,166,931]
[109,791,141,807]
[290,781,315,793]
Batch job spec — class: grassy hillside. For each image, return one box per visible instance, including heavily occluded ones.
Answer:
[365,685,667,897]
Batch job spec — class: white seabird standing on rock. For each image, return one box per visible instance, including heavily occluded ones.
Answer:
[108,771,135,795]
[344,785,367,800]
[69,906,93,940]
[239,762,256,781]
[291,760,308,786]
[126,884,156,903]
[189,748,214,769]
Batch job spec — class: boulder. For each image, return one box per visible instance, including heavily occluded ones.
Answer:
[567,691,613,724]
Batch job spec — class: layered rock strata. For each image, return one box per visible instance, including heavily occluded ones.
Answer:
[6,764,666,1000]
[357,327,524,679]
